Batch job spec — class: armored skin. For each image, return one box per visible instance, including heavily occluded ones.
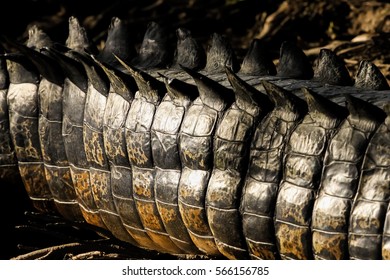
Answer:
[151,75,200,254]
[1,17,390,260]
[312,96,386,259]
[48,48,107,229]
[240,81,306,259]
[5,53,55,213]
[205,68,271,259]
[0,46,19,185]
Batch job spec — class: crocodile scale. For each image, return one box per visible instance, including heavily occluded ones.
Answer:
[0,16,389,260]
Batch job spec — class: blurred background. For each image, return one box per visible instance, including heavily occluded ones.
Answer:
[0,0,389,75]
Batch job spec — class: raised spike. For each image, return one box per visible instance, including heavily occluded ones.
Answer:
[92,57,136,103]
[261,80,307,114]
[355,60,390,90]
[70,51,110,97]
[131,21,171,70]
[239,39,276,76]
[159,73,199,103]
[345,94,387,125]
[277,41,313,79]
[25,25,53,50]
[44,47,88,93]
[171,28,206,70]
[205,33,238,73]
[313,49,353,86]
[302,87,348,122]
[181,65,233,110]
[116,54,166,103]
[65,16,96,54]
[225,67,272,115]
[97,17,135,69]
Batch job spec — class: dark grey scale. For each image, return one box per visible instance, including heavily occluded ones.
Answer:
[95,57,162,251]
[131,22,171,70]
[274,88,347,259]
[150,31,238,84]
[59,17,99,226]
[239,39,276,76]
[151,74,200,254]
[13,43,84,222]
[348,104,390,260]
[277,41,313,79]
[355,60,390,90]
[46,48,107,229]
[4,53,56,213]
[313,49,353,86]
[0,45,20,184]
[171,28,206,71]
[205,68,272,259]
[65,16,97,54]
[204,33,238,74]
[72,52,138,245]
[177,66,232,256]
[117,59,184,254]
[312,95,386,260]
[97,17,135,70]
[240,81,306,260]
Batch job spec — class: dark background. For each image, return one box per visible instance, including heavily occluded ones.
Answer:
[0,0,389,61]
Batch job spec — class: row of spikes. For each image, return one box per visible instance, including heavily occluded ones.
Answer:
[97,17,390,90]
[1,16,388,93]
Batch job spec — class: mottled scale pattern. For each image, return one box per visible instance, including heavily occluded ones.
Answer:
[83,82,137,245]
[311,97,385,259]
[178,96,223,256]
[274,89,345,259]
[0,87,19,184]
[151,93,199,254]
[348,110,390,259]
[62,78,106,228]
[205,71,268,259]
[240,83,304,259]
[0,54,20,184]
[1,18,390,260]
[126,88,183,254]
[7,81,55,213]
[103,86,160,250]
[38,78,84,221]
